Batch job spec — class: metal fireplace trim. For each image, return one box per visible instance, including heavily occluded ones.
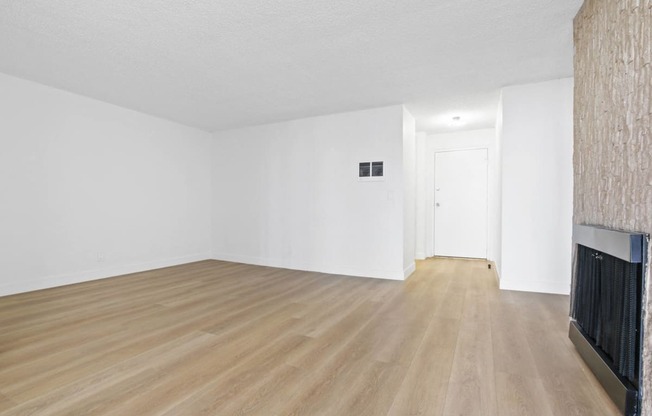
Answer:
[569,321,638,415]
[570,224,649,416]
[573,224,645,263]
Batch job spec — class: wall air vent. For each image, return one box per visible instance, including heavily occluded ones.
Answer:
[359,161,384,181]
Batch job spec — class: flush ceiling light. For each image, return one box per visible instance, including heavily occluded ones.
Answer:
[430,112,477,129]
[449,116,465,127]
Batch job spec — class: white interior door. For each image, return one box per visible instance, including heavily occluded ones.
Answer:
[434,148,488,259]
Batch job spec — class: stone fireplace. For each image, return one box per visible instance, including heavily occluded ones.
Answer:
[574,1,652,414]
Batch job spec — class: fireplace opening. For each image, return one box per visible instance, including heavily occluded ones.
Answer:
[570,225,648,416]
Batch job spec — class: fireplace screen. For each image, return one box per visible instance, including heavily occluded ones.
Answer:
[569,224,647,416]
[572,244,641,385]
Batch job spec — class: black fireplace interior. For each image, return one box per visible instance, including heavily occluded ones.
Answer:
[570,225,648,416]
[573,244,642,385]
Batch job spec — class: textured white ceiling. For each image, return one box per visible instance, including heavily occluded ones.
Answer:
[0,0,582,133]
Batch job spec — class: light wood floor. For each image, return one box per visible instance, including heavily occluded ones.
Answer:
[0,258,619,415]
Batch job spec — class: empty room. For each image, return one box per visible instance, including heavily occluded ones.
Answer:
[1,1,650,415]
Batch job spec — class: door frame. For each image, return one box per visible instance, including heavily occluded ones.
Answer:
[427,146,490,258]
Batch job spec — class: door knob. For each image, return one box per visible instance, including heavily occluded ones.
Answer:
[436,202,440,207]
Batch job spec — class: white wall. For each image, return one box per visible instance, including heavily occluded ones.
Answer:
[499,78,574,294]
[415,132,428,259]
[0,72,212,296]
[0,70,573,297]
[416,129,498,263]
[211,105,411,280]
[494,95,504,275]
[402,108,417,277]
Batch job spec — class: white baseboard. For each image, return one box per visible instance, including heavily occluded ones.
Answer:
[0,252,211,297]
[415,252,427,260]
[488,260,500,285]
[212,252,405,281]
[404,262,416,279]
[499,278,570,295]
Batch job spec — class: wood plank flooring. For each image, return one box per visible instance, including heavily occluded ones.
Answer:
[0,258,620,415]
